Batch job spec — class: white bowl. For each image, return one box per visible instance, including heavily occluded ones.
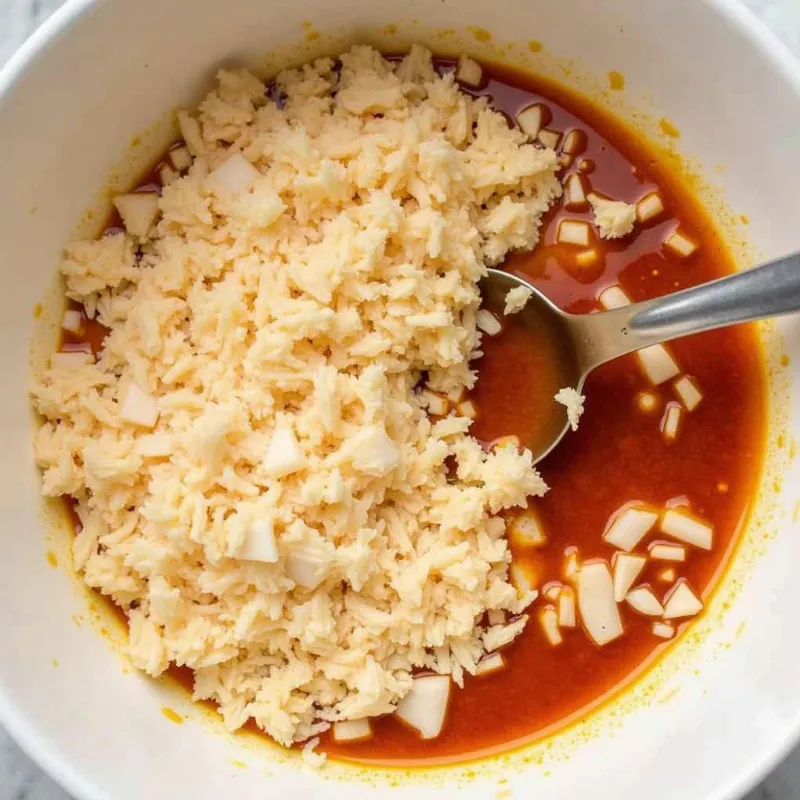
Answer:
[1,0,799,798]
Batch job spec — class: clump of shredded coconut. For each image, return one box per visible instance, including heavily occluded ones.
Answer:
[503,285,533,315]
[589,194,636,239]
[555,387,585,431]
[31,46,562,748]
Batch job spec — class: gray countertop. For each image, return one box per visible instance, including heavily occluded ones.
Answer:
[2,0,800,797]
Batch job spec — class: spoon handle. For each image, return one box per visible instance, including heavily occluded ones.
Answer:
[573,252,800,372]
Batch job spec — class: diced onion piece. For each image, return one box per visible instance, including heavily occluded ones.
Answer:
[564,173,589,210]
[476,309,502,336]
[516,104,545,139]
[578,158,595,173]
[395,675,451,739]
[485,618,531,652]
[558,587,577,628]
[577,560,623,646]
[637,344,680,385]
[637,391,659,413]
[660,401,683,441]
[664,229,698,258]
[563,548,580,582]
[557,219,591,246]
[446,386,465,403]
[457,400,477,419]
[648,542,686,562]
[509,509,546,547]
[487,609,505,626]
[286,551,326,590]
[50,351,92,369]
[660,508,713,550]
[419,390,448,417]
[61,309,83,334]
[543,582,562,601]
[539,604,563,646]
[603,503,659,551]
[598,284,631,310]
[674,375,703,411]
[492,435,520,451]
[113,192,160,238]
[239,519,278,563]
[636,192,664,223]
[475,652,506,676]
[135,433,174,458]
[662,579,703,620]
[455,55,482,87]
[657,567,677,584]
[332,719,372,743]
[169,145,193,171]
[159,164,179,186]
[263,424,306,478]
[574,249,598,268]
[209,153,260,195]
[559,153,574,169]
[625,585,664,616]
[119,382,159,428]
[537,128,561,149]
[612,552,647,602]
[510,562,538,595]
[562,129,587,155]
[652,621,675,639]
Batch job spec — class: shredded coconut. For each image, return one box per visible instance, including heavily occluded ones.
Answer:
[301,736,327,769]
[555,387,585,431]
[503,285,533,315]
[31,46,562,748]
[589,194,636,239]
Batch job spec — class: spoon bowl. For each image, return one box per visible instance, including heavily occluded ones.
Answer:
[480,252,800,462]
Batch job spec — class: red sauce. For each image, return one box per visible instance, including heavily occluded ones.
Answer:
[59,57,765,767]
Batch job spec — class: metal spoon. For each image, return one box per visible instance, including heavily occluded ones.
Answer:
[479,253,800,463]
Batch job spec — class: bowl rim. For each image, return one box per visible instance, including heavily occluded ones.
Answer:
[1,1,800,798]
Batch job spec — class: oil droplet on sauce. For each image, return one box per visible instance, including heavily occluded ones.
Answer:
[608,70,625,91]
[161,707,184,725]
[45,551,57,568]
[527,39,543,53]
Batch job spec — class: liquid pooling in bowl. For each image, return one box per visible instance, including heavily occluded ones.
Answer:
[53,54,765,767]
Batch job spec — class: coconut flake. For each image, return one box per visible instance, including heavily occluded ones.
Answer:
[577,560,623,646]
[395,675,451,739]
[504,285,533,315]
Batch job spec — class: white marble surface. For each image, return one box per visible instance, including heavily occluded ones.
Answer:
[1,0,800,797]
